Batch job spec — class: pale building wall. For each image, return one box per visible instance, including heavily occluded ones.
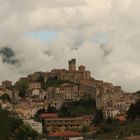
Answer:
[29,83,41,90]
[69,137,83,140]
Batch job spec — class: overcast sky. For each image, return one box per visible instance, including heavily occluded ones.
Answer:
[0,0,140,92]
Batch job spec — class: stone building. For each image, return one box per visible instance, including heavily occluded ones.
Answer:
[2,80,12,89]
[0,87,13,98]
[68,59,76,72]
[46,87,56,100]
[49,98,64,110]
[44,117,84,131]
[13,59,132,117]
[23,59,92,85]
[61,83,78,101]
[29,82,41,90]
[28,72,45,82]
[79,85,97,98]
[62,59,91,84]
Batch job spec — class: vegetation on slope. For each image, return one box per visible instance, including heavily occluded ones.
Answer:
[94,100,140,139]
[59,95,96,117]
[37,76,74,90]
[0,93,11,102]
[0,108,38,140]
[15,80,29,97]
[127,99,140,120]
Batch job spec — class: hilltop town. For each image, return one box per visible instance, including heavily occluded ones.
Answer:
[0,59,139,140]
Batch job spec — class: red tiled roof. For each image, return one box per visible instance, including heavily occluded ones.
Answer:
[61,83,75,87]
[48,131,82,137]
[82,115,92,119]
[45,117,83,121]
[124,136,140,140]
[117,115,126,122]
[0,88,6,91]
[90,126,98,132]
[46,122,82,126]
[41,113,58,118]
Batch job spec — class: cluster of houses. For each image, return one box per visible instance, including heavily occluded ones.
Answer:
[0,59,139,139]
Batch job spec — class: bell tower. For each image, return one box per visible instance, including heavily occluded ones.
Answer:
[68,59,76,72]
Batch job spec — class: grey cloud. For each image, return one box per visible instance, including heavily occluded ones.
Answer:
[44,50,52,57]
[100,44,112,57]
[0,47,20,65]
[0,0,140,92]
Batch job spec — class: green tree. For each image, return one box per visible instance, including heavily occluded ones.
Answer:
[15,80,29,97]
[81,125,90,133]
[16,124,38,140]
[93,109,104,125]
[127,103,136,120]
[0,93,11,102]
[34,108,46,122]
[0,108,38,140]
[127,100,140,120]
[45,77,74,90]
[37,76,46,90]
[59,95,96,117]
[37,75,45,83]
[59,104,70,117]
[47,104,58,113]
[106,117,112,124]
[100,123,113,133]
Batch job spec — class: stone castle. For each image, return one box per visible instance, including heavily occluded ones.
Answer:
[27,59,91,84]
[24,59,130,111]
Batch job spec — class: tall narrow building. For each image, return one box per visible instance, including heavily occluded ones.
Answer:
[68,59,76,72]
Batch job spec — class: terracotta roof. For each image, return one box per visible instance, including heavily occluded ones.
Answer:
[45,117,83,121]
[81,115,92,120]
[61,83,74,87]
[46,122,82,126]
[48,131,82,138]
[0,88,6,91]
[117,115,126,122]
[41,113,58,118]
[124,136,140,140]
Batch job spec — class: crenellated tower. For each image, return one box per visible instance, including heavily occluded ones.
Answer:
[68,59,76,72]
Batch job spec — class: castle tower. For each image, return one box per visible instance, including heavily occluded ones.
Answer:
[68,59,76,72]
[78,65,85,72]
